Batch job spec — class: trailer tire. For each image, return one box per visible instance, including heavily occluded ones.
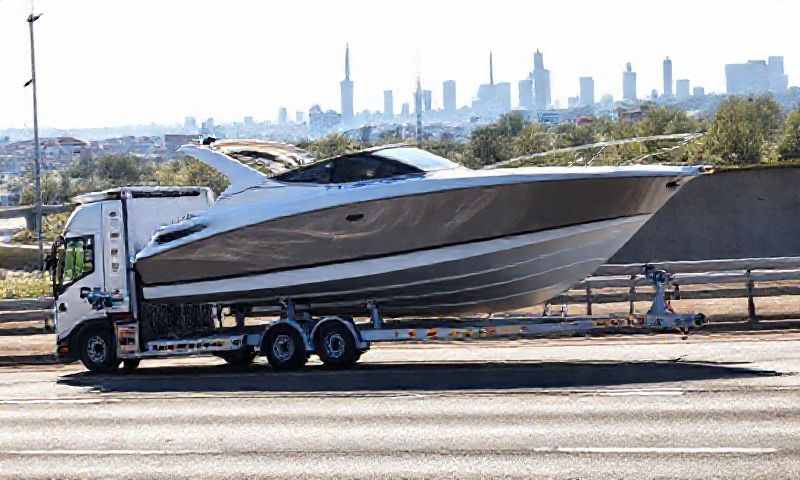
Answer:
[316,322,358,368]
[78,327,118,374]
[263,325,307,371]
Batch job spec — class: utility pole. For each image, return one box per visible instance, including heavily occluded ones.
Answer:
[25,13,44,271]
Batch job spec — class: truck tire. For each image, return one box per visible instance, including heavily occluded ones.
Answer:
[216,347,256,368]
[316,322,359,368]
[78,327,118,374]
[263,325,307,371]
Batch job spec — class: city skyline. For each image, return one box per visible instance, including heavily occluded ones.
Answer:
[1,0,798,129]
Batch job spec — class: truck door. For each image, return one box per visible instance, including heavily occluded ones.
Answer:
[53,202,105,341]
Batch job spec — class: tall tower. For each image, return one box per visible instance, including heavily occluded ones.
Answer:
[383,90,394,120]
[532,49,551,110]
[340,44,354,125]
[489,51,494,85]
[623,62,637,101]
[443,80,457,113]
[579,77,594,107]
[663,56,673,97]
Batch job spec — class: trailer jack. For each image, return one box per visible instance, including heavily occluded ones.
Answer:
[642,265,706,333]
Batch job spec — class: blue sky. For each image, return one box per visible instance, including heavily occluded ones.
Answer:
[0,0,796,128]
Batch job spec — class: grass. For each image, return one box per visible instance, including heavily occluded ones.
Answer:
[0,271,52,299]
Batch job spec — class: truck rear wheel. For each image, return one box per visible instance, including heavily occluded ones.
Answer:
[262,325,307,371]
[78,327,118,374]
[316,322,359,368]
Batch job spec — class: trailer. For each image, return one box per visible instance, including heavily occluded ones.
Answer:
[52,186,705,373]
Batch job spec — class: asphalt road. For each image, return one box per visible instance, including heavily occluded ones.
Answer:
[1,331,799,479]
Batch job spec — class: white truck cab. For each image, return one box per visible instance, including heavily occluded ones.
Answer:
[52,187,214,371]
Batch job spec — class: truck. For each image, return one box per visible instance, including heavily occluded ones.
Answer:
[52,186,706,374]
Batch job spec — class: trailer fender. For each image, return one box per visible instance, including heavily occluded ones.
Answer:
[311,317,369,351]
[264,320,313,353]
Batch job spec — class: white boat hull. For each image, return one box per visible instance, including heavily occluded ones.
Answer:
[143,215,650,316]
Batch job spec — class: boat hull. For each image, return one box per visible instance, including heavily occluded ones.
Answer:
[136,174,681,287]
[142,215,650,316]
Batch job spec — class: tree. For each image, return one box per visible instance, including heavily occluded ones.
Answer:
[778,109,800,160]
[706,96,784,164]
[154,156,229,195]
[301,134,362,159]
[512,123,550,157]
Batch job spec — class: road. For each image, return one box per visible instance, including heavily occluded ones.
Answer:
[1,330,800,479]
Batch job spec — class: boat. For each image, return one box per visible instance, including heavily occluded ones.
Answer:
[134,142,707,316]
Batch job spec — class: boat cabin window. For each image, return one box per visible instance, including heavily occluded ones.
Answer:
[331,156,420,183]
[274,160,334,184]
[274,155,422,185]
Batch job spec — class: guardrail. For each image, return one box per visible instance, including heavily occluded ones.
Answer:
[1,257,799,335]
[548,257,800,322]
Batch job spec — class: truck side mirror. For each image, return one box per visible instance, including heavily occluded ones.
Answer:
[79,287,91,299]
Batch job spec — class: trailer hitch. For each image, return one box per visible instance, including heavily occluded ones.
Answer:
[642,265,706,333]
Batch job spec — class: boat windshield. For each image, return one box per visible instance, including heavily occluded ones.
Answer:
[374,147,461,172]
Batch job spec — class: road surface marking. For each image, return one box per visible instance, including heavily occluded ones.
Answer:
[2,447,778,456]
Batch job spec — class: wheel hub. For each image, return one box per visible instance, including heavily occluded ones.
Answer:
[86,336,107,364]
[324,333,346,359]
[272,334,295,362]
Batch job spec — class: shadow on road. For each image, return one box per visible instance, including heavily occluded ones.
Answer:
[57,360,778,394]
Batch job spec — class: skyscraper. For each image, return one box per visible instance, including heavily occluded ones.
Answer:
[383,90,394,120]
[726,60,769,94]
[579,76,594,107]
[518,79,533,109]
[676,79,690,100]
[768,56,788,94]
[663,57,673,97]
[443,80,457,113]
[423,90,433,112]
[278,107,288,124]
[340,44,354,125]
[623,62,637,101]
[532,49,551,110]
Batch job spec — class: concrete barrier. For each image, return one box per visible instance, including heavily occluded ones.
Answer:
[612,166,800,263]
[0,244,41,270]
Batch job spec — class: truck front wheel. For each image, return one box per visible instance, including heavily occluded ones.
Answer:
[262,325,307,371]
[78,327,118,374]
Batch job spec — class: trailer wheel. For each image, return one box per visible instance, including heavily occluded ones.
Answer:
[263,325,307,371]
[316,322,359,368]
[216,347,256,368]
[78,327,118,374]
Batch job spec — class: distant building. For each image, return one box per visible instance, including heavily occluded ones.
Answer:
[579,76,594,107]
[278,107,288,124]
[518,79,533,110]
[623,63,637,101]
[423,90,433,112]
[693,86,705,97]
[296,111,305,123]
[472,52,511,118]
[568,96,579,109]
[676,79,691,100]
[663,57,673,97]
[183,116,197,131]
[726,60,769,94]
[309,104,341,136]
[243,116,255,127]
[401,103,410,117]
[340,44,354,125]
[383,90,394,120]
[768,56,789,94]
[533,49,551,110]
[443,80,457,113]
[200,118,215,137]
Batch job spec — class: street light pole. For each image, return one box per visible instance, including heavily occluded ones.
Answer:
[26,13,44,272]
